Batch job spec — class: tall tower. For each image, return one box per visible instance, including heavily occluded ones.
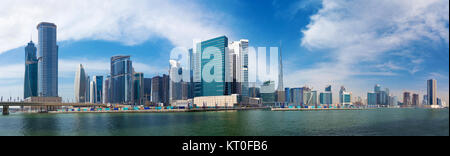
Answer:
[74,64,87,103]
[427,79,437,105]
[277,42,284,92]
[24,40,38,99]
[37,22,58,97]
[276,42,285,103]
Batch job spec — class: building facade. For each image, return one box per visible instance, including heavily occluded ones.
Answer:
[110,56,133,104]
[74,64,87,103]
[24,41,38,99]
[132,72,144,105]
[37,22,58,97]
[427,79,437,105]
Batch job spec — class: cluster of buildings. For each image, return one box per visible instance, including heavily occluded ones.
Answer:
[21,22,447,109]
[23,22,61,104]
[366,80,446,108]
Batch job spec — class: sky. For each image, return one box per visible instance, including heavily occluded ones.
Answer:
[0,0,448,104]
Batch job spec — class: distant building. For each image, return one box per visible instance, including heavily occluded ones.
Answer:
[390,96,399,107]
[403,92,411,107]
[367,92,377,107]
[110,56,133,104]
[249,87,261,98]
[260,81,276,105]
[86,76,90,103]
[132,72,144,105]
[74,64,87,103]
[151,74,170,106]
[303,87,317,107]
[427,79,437,105]
[143,78,152,104]
[103,75,111,104]
[24,40,38,99]
[319,85,332,106]
[169,60,185,105]
[339,86,352,106]
[37,22,58,97]
[412,93,419,106]
[289,88,304,107]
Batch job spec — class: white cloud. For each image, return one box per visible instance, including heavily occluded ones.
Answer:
[0,0,231,54]
[287,0,449,89]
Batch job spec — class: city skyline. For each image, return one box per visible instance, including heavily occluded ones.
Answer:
[0,0,448,104]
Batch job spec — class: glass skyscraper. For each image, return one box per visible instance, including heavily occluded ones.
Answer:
[37,22,58,97]
[93,76,103,103]
[24,41,38,99]
[194,36,229,97]
[427,79,437,105]
[110,56,133,104]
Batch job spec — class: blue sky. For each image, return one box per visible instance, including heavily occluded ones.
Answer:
[0,0,448,104]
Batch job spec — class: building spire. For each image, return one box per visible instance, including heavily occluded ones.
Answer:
[277,41,284,91]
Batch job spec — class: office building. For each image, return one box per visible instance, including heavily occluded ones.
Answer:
[110,56,133,104]
[412,93,419,106]
[151,74,170,106]
[143,78,152,105]
[132,72,144,105]
[92,76,103,104]
[427,79,437,105]
[24,40,38,99]
[339,86,352,106]
[319,85,332,105]
[193,36,229,97]
[37,22,59,97]
[403,92,411,107]
[74,64,87,103]
[169,60,184,104]
[86,76,90,103]
[103,76,111,104]
[260,81,276,105]
[367,92,377,107]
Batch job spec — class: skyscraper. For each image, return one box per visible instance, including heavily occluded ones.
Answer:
[169,60,183,104]
[86,76,90,103]
[37,22,58,97]
[93,76,103,103]
[339,86,352,107]
[427,79,437,105]
[228,39,250,96]
[194,36,229,97]
[403,92,411,107]
[412,93,419,106]
[103,75,111,104]
[320,85,332,106]
[110,56,133,104]
[132,72,144,105]
[276,42,285,103]
[74,64,87,103]
[367,92,377,107]
[24,41,38,99]
[143,78,152,104]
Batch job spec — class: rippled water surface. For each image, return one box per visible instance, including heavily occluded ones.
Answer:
[0,108,448,136]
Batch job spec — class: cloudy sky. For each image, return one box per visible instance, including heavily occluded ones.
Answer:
[0,0,448,104]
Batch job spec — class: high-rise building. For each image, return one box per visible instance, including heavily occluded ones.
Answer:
[143,78,152,104]
[290,88,304,107]
[92,76,103,104]
[260,81,276,105]
[193,36,229,97]
[303,87,317,107]
[151,74,170,106]
[339,86,352,106]
[86,76,90,103]
[403,92,411,107]
[37,22,58,97]
[320,85,332,105]
[412,93,419,106]
[74,64,87,103]
[374,84,389,106]
[427,79,437,105]
[390,96,399,107]
[248,87,261,98]
[89,81,95,103]
[367,92,377,107]
[169,60,184,104]
[103,75,111,104]
[228,39,250,97]
[276,42,285,103]
[110,56,133,104]
[24,40,38,99]
[132,72,144,105]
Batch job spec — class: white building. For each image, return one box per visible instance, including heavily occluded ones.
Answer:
[74,64,87,103]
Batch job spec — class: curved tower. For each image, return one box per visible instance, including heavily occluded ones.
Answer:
[74,64,87,103]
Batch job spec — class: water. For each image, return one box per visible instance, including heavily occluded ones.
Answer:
[0,108,448,136]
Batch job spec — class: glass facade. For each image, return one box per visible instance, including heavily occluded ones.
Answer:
[24,41,38,99]
[37,22,58,97]
[132,73,144,105]
[110,56,133,104]
[94,76,103,103]
[195,36,228,97]
[367,92,377,106]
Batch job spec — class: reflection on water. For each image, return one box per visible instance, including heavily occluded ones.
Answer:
[0,108,448,136]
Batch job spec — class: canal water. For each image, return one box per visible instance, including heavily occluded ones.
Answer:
[0,108,448,136]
